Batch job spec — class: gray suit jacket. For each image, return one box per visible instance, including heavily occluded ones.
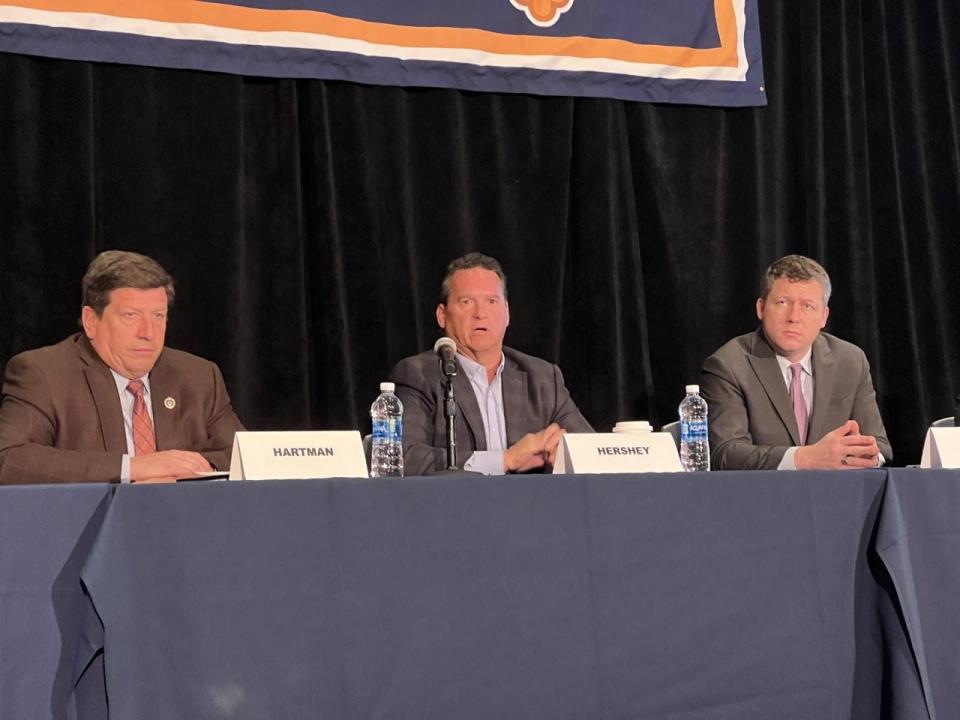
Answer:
[389,347,593,476]
[0,333,244,484]
[699,329,892,470]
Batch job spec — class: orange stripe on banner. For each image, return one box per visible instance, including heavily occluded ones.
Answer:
[10,0,741,68]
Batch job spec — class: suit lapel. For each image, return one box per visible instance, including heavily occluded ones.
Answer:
[746,331,802,446]
[148,352,181,451]
[451,368,486,451]
[502,356,528,447]
[77,335,127,453]
[807,335,835,443]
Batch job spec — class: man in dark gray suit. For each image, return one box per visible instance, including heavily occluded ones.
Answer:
[700,255,891,471]
[390,252,592,476]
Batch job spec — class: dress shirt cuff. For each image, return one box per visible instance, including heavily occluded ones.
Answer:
[464,450,506,476]
[777,447,798,471]
[121,454,132,484]
[777,448,885,470]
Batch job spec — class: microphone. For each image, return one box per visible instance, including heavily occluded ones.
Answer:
[434,337,459,470]
[433,337,458,377]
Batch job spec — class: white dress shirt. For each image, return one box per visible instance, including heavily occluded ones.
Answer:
[775,350,812,471]
[773,349,883,469]
[109,369,155,482]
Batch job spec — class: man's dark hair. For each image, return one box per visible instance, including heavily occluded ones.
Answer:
[439,252,508,304]
[82,250,175,316]
[760,254,832,306]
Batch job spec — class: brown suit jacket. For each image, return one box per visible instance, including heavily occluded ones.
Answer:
[700,329,892,470]
[389,346,593,476]
[0,333,244,484]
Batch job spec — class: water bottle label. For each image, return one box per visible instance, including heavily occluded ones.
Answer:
[372,417,403,443]
[680,419,708,440]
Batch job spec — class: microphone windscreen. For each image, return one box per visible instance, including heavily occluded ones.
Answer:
[434,337,457,354]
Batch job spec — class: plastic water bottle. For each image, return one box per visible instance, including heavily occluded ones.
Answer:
[679,384,710,472]
[370,382,404,477]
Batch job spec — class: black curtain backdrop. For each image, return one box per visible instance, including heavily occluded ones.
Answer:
[1,0,958,465]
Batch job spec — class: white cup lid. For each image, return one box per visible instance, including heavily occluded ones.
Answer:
[613,420,652,432]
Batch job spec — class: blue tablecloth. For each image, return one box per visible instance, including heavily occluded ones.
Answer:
[2,470,952,719]
[0,483,111,719]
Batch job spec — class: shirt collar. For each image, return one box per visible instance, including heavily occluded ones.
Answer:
[109,369,152,398]
[456,352,505,384]
[775,348,813,377]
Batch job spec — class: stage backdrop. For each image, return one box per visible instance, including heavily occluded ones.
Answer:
[0,0,766,106]
[0,0,958,465]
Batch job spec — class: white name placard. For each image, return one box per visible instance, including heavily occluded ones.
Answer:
[920,427,960,469]
[553,432,683,474]
[228,431,368,480]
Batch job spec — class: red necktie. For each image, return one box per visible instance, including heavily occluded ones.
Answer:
[789,363,808,445]
[126,380,156,455]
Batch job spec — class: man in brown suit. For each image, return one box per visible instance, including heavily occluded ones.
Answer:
[0,251,244,485]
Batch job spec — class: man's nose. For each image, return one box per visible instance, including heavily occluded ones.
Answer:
[137,316,154,338]
[788,303,802,321]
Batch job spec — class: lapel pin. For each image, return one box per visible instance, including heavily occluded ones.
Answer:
[164,397,176,410]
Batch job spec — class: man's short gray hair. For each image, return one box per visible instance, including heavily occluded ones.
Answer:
[439,252,508,304]
[760,255,832,306]
[82,250,175,316]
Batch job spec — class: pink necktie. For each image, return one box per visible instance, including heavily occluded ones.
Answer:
[789,363,808,445]
[126,380,156,455]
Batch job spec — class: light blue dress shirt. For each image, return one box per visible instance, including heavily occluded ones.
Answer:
[457,353,508,475]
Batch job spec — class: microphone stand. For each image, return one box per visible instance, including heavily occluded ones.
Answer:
[442,366,458,471]
[426,342,479,476]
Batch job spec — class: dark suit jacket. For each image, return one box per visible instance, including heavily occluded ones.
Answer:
[700,329,892,470]
[389,347,593,476]
[0,333,244,485]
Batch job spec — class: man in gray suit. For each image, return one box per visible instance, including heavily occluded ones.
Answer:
[0,250,244,485]
[390,252,592,476]
[700,255,891,471]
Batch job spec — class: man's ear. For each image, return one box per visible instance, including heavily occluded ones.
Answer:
[81,306,98,339]
[436,303,447,329]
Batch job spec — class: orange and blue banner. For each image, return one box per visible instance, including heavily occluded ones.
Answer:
[0,0,766,106]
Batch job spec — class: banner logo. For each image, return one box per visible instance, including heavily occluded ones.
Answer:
[510,0,575,28]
